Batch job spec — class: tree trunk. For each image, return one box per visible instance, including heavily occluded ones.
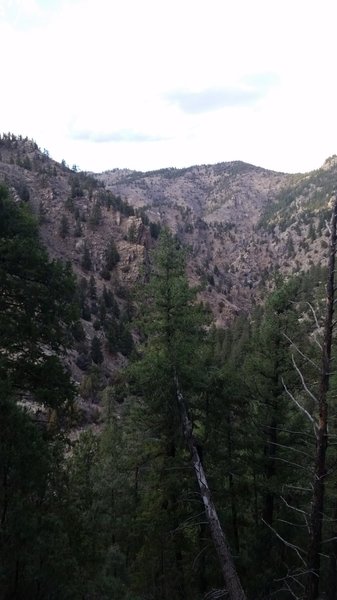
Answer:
[305,195,337,600]
[175,377,247,600]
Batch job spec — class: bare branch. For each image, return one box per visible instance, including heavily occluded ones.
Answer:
[272,456,311,471]
[274,569,312,585]
[306,301,321,330]
[175,375,247,600]
[266,425,316,439]
[312,334,323,352]
[321,536,337,544]
[282,332,320,370]
[262,518,307,566]
[280,496,310,531]
[277,519,307,528]
[268,440,312,459]
[291,355,319,405]
[192,543,211,571]
[280,496,310,517]
[284,484,313,493]
[203,589,228,600]
[282,377,318,438]
[283,579,300,600]
[275,580,299,600]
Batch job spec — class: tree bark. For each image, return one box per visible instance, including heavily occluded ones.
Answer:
[305,195,337,600]
[175,377,247,600]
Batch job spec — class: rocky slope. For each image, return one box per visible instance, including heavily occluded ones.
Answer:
[1,133,336,399]
[96,159,336,323]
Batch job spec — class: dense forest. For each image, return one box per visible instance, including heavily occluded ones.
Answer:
[1,182,337,600]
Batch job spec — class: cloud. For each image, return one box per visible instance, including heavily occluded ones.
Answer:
[70,129,168,144]
[165,74,277,114]
[243,72,278,88]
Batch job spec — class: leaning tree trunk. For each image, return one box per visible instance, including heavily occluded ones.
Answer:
[175,377,247,600]
[305,195,337,600]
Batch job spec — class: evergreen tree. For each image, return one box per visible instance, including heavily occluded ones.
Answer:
[74,218,82,237]
[105,236,120,270]
[0,184,77,410]
[0,397,79,599]
[240,277,316,596]
[81,242,92,271]
[125,230,244,599]
[89,202,102,228]
[59,213,69,238]
[0,185,88,598]
[91,335,103,365]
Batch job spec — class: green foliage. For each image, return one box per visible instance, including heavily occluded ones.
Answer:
[259,165,337,232]
[71,320,86,342]
[65,427,135,599]
[79,367,103,401]
[59,213,70,238]
[127,221,137,243]
[89,202,102,228]
[65,195,75,212]
[121,230,214,599]
[69,174,84,198]
[106,236,120,268]
[0,397,79,599]
[102,285,120,316]
[88,274,97,299]
[81,242,92,271]
[91,335,103,365]
[74,217,82,237]
[0,185,77,410]
[99,189,135,216]
[2,172,335,598]
[101,237,120,279]
[104,316,133,357]
[130,230,208,396]
[17,181,30,202]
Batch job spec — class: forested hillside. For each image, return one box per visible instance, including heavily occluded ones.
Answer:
[1,134,337,599]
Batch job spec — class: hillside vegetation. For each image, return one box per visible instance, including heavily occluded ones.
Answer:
[1,133,337,599]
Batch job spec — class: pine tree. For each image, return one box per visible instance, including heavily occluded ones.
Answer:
[59,213,69,238]
[81,242,92,271]
[0,184,85,598]
[91,335,103,365]
[127,230,246,600]
[0,184,77,410]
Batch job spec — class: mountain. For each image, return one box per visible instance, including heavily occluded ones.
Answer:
[1,135,336,326]
[96,160,334,322]
[2,134,337,598]
[0,133,335,398]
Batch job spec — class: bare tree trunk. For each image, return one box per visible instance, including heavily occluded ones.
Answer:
[305,195,337,600]
[175,377,247,600]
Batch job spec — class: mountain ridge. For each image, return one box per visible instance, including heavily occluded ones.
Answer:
[1,132,336,328]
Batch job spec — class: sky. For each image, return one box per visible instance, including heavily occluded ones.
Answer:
[1,0,337,174]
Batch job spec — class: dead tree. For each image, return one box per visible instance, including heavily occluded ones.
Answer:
[305,195,337,600]
[175,376,247,600]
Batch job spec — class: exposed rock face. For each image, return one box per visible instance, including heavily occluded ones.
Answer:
[1,134,336,328]
[2,134,337,416]
[96,160,334,323]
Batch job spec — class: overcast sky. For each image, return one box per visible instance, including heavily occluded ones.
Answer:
[1,0,337,174]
